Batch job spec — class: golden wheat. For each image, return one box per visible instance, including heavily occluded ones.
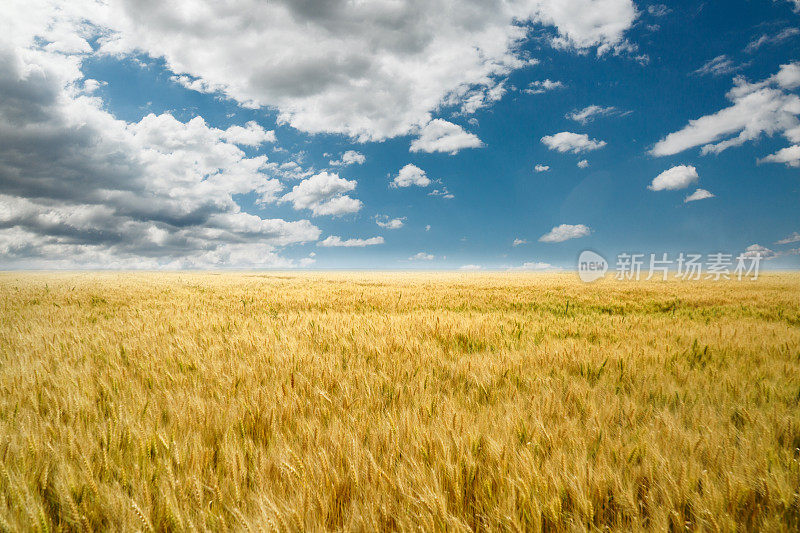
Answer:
[0,272,799,531]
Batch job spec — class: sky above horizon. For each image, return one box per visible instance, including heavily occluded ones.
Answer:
[1,0,799,270]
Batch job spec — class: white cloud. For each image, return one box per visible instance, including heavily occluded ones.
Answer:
[409,119,483,155]
[742,244,778,259]
[90,0,637,142]
[512,238,527,246]
[221,121,276,147]
[538,224,592,243]
[391,164,431,188]
[0,41,319,269]
[684,188,715,203]
[508,261,561,271]
[577,159,589,168]
[776,232,800,245]
[318,235,384,247]
[647,5,671,16]
[425,225,431,231]
[745,27,799,53]
[428,186,455,199]
[651,63,800,157]
[648,165,699,191]
[375,215,405,229]
[566,105,618,124]
[759,145,800,167]
[523,79,566,95]
[409,252,435,261]
[782,0,800,13]
[329,150,365,167]
[534,164,550,172]
[280,172,362,216]
[459,264,482,270]
[541,132,607,153]
[694,55,740,77]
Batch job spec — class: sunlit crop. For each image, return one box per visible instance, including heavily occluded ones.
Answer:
[1,272,799,531]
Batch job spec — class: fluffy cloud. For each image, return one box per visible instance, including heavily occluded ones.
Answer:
[776,231,800,245]
[318,236,384,247]
[566,105,619,124]
[684,188,715,203]
[534,164,550,172]
[742,244,777,259]
[459,264,482,270]
[329,150,365,167]
[409,252,435,261]
[375,216,405,230]
[512,238,527,246]
[783,0,800,13]
[508,261,560,271]
[538,224,592,243]
[91,0,637,142]
[428,186,455,199]
[651,63,800,157]
[391,164,431,188]
[221,121,276,146]
[577,159,589,168]
[409,119,483,155]
[648,165,699,191]
[759,145,800,167]
[523,79,566,95]
[280,172,362,216]
[0,43,318,268]
[541,132,607,153]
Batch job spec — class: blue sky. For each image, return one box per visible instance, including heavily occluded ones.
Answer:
[1,0,799,269]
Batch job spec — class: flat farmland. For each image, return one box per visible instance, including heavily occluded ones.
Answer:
[1,272,799,531]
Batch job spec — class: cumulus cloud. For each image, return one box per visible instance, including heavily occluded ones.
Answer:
[566,105,620,124]
[459,264,482,270]
[742,244,777,259]
[409,252,435,261]
[759,145,800,167]
[577,159,589,168]
[375,216,405,229]
[512,238,527,246]
[523,79,566,95]
[409,119,483,154]
[329,150,365,167]
[534,164,550,172]
[221,121,276,146]
[92,0,638,142]
[684,188,715,203]
[318,235,384,247]
[651,63,800,157]
[280,172,363,216]
[508,261,561,271]
[390,164,431,188]
[428,186,455,199]
[648,165,699,191]
[538,224,592,243]
[776,231,800,245]
[0,42,319,268]
[541,132,607,153]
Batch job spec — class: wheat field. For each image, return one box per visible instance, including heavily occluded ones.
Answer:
[0,272,799,531]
